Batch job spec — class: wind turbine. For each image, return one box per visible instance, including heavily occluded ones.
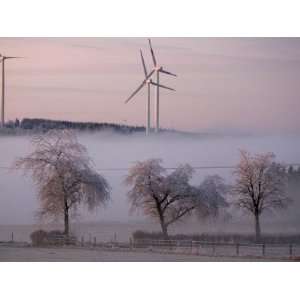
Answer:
[148,39,177,133]
[0,54,21,127]
[125,49,174,135]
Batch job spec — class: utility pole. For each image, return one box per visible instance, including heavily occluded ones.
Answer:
[1,58,5,127]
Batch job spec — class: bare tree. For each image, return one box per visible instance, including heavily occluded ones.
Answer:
[233,150,290,241]
[15,130,111,236]
[125,159,227,239]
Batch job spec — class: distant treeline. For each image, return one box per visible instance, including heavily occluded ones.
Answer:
[2,118,146,134]
[1,118,204,137]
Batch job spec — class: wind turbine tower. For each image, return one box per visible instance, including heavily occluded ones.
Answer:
[148,39,177,133]
[0,54,21,127]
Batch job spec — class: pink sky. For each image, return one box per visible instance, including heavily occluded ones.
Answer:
[1,37,300,133]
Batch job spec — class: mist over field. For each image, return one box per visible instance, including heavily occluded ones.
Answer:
[0,131,300,242]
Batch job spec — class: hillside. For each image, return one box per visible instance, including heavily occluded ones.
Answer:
[1,118,146,135]
[0,118,216,138]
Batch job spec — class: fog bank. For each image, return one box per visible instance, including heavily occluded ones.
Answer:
[0,131,299,235]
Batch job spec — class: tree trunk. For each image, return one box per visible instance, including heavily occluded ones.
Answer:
[161,222,169,240]
[158,212,169,240]
[155,199,169,240]
[255,214,261,243]
[64,201,69,237]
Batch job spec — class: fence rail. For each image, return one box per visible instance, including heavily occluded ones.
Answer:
[130,239,300,258]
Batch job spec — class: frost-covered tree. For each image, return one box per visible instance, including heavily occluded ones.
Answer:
[198,175,229,218]
[15,130,111,236]
[125,159,227,239]
[233,150,290,241]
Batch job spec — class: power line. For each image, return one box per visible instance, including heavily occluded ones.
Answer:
[0,166,234,171]
[0,163,300,172]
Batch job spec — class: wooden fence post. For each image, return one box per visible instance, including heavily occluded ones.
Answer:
[81,236,84,247]
[289,244,293,258]
[93,237,96,247]
[11,232,14,243]
[197,243,200,256]
[212,243,216,256]
[262,244,265,256]
[236,243,240,256]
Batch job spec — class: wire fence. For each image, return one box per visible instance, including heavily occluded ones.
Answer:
[128,239,300,258]
[71,237,300,259]
[1,232,300,259]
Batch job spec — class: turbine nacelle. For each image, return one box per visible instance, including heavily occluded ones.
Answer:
[152,62,176,77]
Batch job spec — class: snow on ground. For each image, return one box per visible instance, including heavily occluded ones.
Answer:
[0,245,291,262]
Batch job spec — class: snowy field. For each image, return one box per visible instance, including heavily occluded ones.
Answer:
[0,245,293,262]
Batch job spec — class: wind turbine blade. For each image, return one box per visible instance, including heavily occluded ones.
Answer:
[145,68,155,80]
[5,56,22,59]
[148,39,157,67]
[125,70,155,103]
[140,49,148,78]
[125,81,146,103]
[150,81,175,91]
[160,69,177,77]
